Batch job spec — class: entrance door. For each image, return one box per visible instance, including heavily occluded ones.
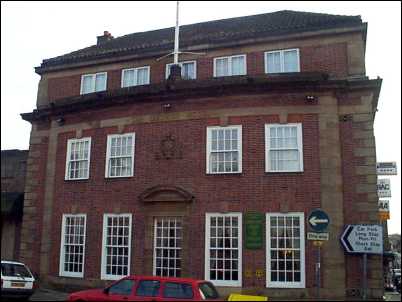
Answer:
[153,217,182,277]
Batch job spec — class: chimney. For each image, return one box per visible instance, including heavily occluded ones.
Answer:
[97,31,114,45]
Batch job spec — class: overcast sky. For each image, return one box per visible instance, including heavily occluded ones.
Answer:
[1,1,401,235]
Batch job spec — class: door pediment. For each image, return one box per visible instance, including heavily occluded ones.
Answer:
[139,185,194,203]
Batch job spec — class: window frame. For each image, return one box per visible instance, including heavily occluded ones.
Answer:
[105,133,136,178]
[121,66,151,88]
[80,72,108,95]
[264,48,300,74]
[153,217,183,277]
[265,212,305,288]
[101,213,132,281]
[206,125,243,174]
[65,137,92,181]
[265,123,304,173]
[165,61,197,80]
[213,54,247,77]
[204,212,243,287]
[59,214,87,278]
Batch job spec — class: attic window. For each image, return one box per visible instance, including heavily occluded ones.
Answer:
[121,66,150,87]
[213,55,246,77]
[80,72,107,95]
[166,61,196,80]
[265,49,300,73]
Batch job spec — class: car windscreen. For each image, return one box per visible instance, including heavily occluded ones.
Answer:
[1,263,33,278]
[198,282,219,300]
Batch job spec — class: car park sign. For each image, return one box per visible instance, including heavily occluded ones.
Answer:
[308,209,330,232]
[340,224,383,254]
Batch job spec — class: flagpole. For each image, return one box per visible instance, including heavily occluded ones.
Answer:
[174,1,180,64]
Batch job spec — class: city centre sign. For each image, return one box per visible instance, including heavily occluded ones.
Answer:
[340,224,383,254]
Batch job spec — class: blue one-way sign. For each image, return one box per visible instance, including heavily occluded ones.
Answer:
[308,209,330,232]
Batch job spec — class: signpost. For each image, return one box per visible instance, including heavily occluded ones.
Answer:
[376,162,397,175]
[340,224,383,300]
[377,178,391,198]
[307,209,330,300]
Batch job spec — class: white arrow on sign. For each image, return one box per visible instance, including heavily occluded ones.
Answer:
[309,216,329,227]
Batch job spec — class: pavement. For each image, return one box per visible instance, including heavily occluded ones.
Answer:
[27,287,401,301]
[29,288,70,301]
[384,291,401,301]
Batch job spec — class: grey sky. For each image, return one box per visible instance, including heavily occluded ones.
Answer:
[1,1,401,234]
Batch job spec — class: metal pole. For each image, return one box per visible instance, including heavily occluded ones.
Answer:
[363,253,367,300]
[316,245,321,299]
[173,1,180,64]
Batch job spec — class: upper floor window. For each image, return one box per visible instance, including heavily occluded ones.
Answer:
[206,126,242,174]
[265,49,300,73]
[105,133,135,178]
[80,72,107,94]
[121,66,150,88]
[166,61,196,80]
[65,137,91,180]
[213,55,246,77]
[265,123,303,172]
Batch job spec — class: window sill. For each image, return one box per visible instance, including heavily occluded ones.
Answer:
[105,175,134,180]
[265,171,304,174]
[206,172,243,176]
[64,178,89,182]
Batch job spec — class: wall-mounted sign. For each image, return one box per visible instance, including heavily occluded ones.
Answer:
[245,212,264,249]
[340,224,383,254]
[377,162,397,175]
[378,212,390,221]
[378,200,389,212]
[377,178,391,198]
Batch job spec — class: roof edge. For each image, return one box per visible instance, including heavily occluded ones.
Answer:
[34,24,367,75]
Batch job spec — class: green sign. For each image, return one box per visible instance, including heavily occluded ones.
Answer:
[245,212,264,249]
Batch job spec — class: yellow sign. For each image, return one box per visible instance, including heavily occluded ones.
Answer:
[228,293,268,301]
[255,269,265,278]
[379,212,390,221]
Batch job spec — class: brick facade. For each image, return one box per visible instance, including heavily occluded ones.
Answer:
[46,43,349,102]
[20,11,383,300]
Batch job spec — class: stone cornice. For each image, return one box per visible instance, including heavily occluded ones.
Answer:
[21,74,382,123]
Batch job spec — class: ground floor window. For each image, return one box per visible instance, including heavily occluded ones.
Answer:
[205,213,242,287]
[59,214,86,278]
[101,213,132,280]
[153,217,182,277]
[266,212,305,288]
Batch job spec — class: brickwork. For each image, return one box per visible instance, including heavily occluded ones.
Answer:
[20,14,383,300]
[46,43,349,102]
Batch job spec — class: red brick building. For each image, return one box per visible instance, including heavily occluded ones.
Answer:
[20,10,383,299]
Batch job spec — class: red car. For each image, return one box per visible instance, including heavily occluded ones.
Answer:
[68,275,221,301]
